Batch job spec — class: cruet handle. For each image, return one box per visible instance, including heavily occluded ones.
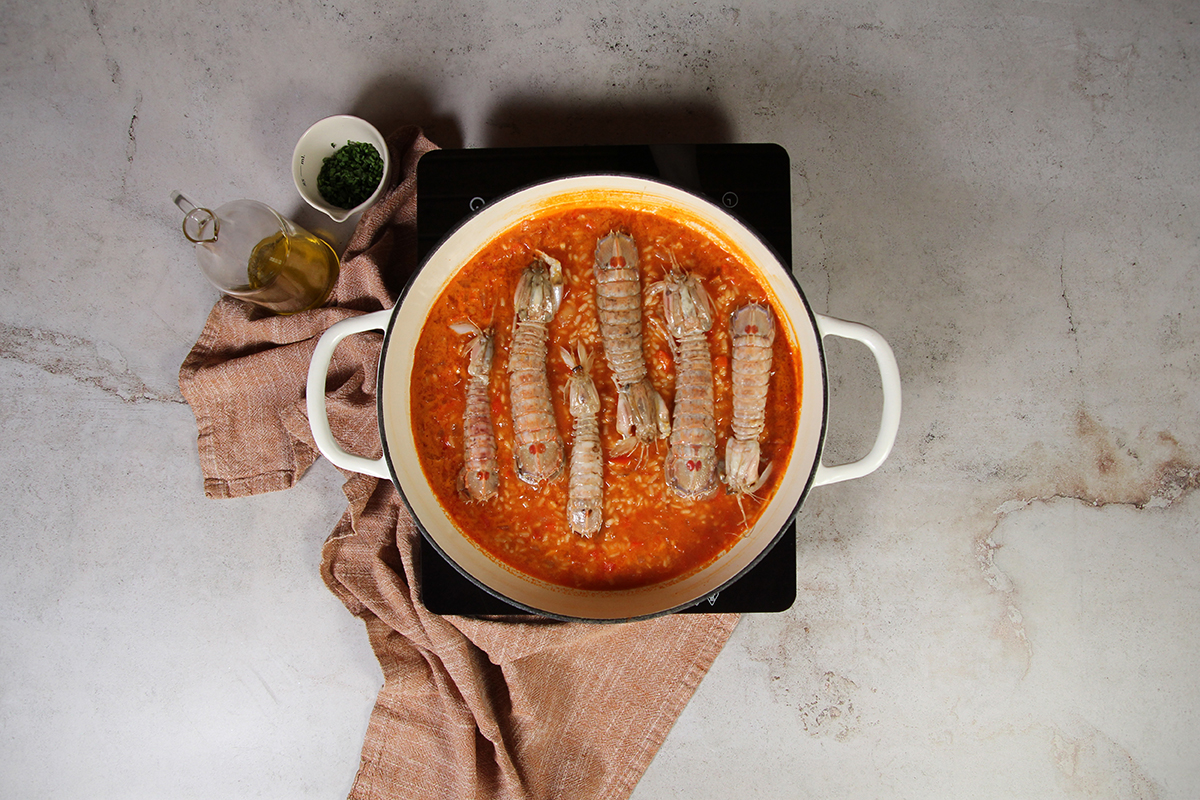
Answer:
[171,190,197,214]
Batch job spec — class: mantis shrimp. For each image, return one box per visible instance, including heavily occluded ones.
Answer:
[654,267,719,500]
[508,252,565,485]
[594,231,671,455]
[561,344,603,537]
[448,321,500,502]
[724,303,775,499]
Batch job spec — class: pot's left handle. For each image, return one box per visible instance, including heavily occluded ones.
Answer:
[306,310,393,479]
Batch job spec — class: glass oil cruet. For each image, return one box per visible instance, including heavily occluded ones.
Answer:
[171,191,340,315]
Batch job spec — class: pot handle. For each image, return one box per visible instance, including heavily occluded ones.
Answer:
[306,310,393,480]
[811,314,902,487]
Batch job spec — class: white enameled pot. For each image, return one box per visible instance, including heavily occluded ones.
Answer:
[306,175,901,621]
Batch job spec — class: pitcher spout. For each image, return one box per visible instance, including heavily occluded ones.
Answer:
[171,190,218,243]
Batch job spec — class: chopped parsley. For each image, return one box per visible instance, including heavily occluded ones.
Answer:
[317,141,384,210]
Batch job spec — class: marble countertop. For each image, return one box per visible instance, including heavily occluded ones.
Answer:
[3,1,1197,797]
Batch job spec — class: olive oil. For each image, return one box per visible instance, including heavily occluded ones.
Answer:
[245,230,340,314]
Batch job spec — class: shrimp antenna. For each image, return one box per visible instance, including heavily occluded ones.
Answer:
[560,345,577,370]
[576,342,592,373]
[449,319,482,345]
[733,460,774,526]
[534,248,564,310]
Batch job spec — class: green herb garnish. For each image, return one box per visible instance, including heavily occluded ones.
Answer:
[317,140,384,210]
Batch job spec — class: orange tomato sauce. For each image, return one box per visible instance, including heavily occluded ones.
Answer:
[411,205,800,590]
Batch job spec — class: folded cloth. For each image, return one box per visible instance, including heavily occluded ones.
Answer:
[179,126,739,800]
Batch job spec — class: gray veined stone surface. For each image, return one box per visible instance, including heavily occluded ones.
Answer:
[1,0,1198,797]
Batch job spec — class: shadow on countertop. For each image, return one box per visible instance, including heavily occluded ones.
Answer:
[482,98,733,147]
[349,75,465,149]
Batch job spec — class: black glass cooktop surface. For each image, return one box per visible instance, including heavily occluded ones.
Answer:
[414,144,796,616]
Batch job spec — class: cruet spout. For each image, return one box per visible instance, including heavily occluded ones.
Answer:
[171,190,219,243]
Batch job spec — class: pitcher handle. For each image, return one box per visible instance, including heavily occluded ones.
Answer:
[811,315,902,487]
[306,310,393,479]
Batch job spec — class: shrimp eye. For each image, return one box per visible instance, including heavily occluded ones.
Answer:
[610,256,626,268]
[747,324,758,334]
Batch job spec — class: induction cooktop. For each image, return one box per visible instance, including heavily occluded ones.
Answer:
[414,144,797,616]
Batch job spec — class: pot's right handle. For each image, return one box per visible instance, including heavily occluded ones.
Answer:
[811,314,902,487]
[306,310,392,480]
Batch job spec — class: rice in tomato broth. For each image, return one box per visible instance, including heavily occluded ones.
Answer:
[411,204,801,591]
